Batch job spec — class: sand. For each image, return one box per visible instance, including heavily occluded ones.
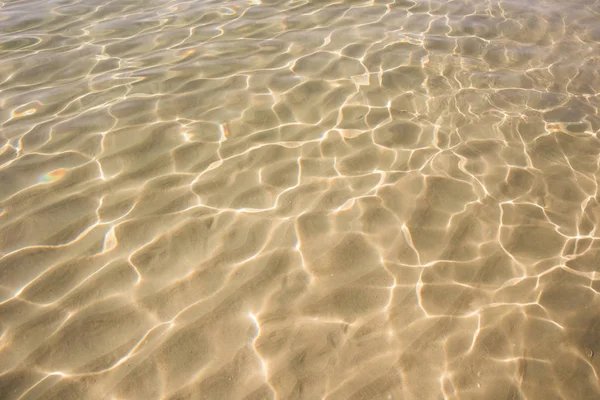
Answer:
[1,0,600,398]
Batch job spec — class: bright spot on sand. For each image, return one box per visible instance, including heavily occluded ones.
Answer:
[12,107,37,118]
[39,169,68,184]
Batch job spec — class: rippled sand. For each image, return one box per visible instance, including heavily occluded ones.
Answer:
[1,0,600,398]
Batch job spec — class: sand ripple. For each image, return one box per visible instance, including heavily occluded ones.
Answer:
[1,0,600,399]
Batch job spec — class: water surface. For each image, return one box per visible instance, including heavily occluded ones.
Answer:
[1,0,600,399]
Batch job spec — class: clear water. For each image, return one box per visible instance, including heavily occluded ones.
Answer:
[1,0,600,399]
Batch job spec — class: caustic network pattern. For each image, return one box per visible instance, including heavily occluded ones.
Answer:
[1,0,600,399]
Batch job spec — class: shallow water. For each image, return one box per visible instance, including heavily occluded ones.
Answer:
[1,0,600,398]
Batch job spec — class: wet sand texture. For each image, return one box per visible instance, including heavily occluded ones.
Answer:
[1,0,600,399]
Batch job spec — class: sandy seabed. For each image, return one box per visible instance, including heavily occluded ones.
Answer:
[1,0,600,399]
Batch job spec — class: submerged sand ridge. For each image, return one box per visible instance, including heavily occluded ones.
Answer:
[1,0,600,398]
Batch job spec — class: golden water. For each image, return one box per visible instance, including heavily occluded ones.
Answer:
[1,0,600,398]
